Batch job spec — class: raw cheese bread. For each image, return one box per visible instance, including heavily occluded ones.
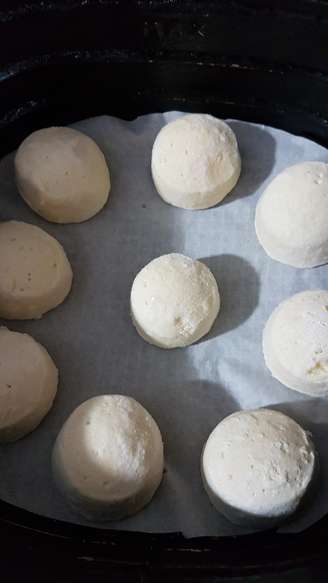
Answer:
[52,395,164,521]
[0,220,73,319]
[15,126,110,223]
[130,253,220,348]
[151,114,241,209]
[0,328,58,442]
[201,408,316,527]
[255,161,328,268]
[263,290,328,396]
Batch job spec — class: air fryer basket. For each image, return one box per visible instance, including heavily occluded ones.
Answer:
[1,1,328,581]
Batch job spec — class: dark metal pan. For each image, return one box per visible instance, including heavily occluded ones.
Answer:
[1,2,328,580]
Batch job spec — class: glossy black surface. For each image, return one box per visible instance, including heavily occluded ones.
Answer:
[1,1,328,580]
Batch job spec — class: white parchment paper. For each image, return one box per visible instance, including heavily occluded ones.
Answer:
[0,112,328,537]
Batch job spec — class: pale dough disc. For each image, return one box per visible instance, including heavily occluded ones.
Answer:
[255,161,328,268]
[130,253,220,349]
[151,114,241,209]
[201,408,316,527]
[15,126,110,223]
[0,327,58,442]
[263,290,328,396]
[52,395,164,521]
[0,220,73,319]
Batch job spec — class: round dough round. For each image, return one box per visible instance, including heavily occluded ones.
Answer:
[201,408,316,527]
[151,114,241,209]
[15,126,110,223]
[255,161,328,268]
[0,220,73,319]
[130,253,220,349]
[0,327,58,442]
[52,395,164,521]
[263,290,328,396]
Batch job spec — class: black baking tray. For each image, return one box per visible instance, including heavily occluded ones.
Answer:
[1,1,328,581]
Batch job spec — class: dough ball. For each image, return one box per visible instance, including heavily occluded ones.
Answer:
[130,253,220,348]
[151,114,241,209]
[0,328,58,442]
[15,126,110,223]
[263,290,328,396]
[52,395,164,521]
[201,408,316,527]
[255,161,328,268]
[0,220,73,319]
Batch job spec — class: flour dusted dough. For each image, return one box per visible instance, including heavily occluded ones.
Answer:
[201,409,316,527]
[0,220,73,319]
[0,328,58,442]
[15,126,110,223]
[263,290,328,396]
[130,253,220,348]
[255,161,328,268]
[151,114,241,209]
[52,395,164,521]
